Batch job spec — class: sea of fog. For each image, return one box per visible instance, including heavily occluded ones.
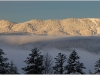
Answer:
[0,35,100,73]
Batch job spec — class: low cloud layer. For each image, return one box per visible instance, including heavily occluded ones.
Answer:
[0,35,100,54]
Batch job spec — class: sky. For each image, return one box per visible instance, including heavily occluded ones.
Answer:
[0,1,100,23]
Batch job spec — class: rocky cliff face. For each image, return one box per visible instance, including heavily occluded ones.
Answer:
[0,18,100,36]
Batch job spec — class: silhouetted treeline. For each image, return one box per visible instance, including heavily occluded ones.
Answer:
[0,47,100,74]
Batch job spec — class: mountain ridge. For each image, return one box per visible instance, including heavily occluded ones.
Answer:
[0,18,100,36]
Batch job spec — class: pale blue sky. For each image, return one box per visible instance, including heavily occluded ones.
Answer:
[0,1,100,23]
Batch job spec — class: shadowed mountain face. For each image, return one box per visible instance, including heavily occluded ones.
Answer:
[1,18,100,36]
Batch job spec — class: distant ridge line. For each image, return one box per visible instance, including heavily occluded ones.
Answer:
[0,18,100,36]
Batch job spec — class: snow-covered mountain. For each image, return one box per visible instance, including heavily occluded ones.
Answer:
[1,18,100,36]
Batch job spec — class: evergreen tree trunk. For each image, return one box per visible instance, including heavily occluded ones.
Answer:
[53,53,67,74]
[0,49,9,74]
[65,50,86,74]
[94,58,100,74]
[8,61,19,74]
[22,47,44,74]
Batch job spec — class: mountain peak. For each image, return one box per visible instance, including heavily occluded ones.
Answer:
[0,18,100,36]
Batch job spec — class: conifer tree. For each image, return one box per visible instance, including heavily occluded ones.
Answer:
[94,58,100,74]
[53,53,67,74]
[0,49,9,74]
[65,50,86,74]
[22,47,44,74]
[8,61,19,74]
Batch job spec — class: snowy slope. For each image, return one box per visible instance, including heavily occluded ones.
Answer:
[0,18,100,36]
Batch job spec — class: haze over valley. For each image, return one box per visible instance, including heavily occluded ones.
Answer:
[0,35,100,73]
